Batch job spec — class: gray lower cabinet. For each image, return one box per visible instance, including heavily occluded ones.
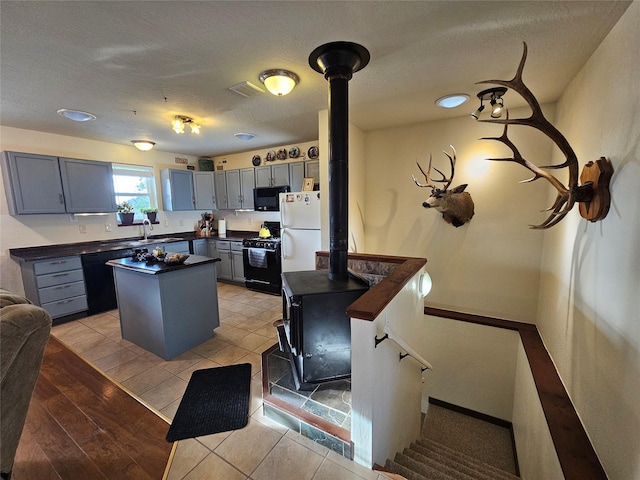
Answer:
[216,240,233,280]
[207,239,219,259]
[111,258,219,360]
[2,151,116,215]
[192,239,209,256]
[215,240,244,283]
[19,255,88,320]
[153,240,190,254]
[231,242,245,283]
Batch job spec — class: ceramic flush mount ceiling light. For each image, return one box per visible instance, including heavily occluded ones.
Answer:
[131,140,155,151]
[259,69,299,96]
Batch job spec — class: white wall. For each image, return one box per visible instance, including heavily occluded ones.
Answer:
[512,341,563,480]
[421,316,519,420]
[351,269,425,468]
[363,106,553,323]
[535,3,640,478]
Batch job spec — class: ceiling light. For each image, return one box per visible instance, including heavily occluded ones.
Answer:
[470,104,485,120]
[435,94,469,109]
[171,117,185,134]
[470,87,507,120]
[131,140,155,151]
[172,115,201,134]
[490,98,504,118]
[234,133,256,140]
[57,108,96,122]
[259,69,299,96]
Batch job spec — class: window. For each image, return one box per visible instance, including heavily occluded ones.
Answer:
[112,164,157,222]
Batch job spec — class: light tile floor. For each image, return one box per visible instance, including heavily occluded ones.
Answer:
[51,282,387,480]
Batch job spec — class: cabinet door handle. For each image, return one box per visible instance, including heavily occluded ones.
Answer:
[54,285,71,290]
[52,273,70,277]
[58,194,64,204]
[50,261,67,265]
[56,299,72,305]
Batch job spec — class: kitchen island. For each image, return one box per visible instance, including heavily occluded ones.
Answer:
[107,255,220,360]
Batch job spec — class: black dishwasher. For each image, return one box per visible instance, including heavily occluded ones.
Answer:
[81,248,135,315]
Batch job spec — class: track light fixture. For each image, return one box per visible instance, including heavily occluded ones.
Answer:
[171,115,201,134]
[470,87,507,120]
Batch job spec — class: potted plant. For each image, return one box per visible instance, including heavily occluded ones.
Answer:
[117,201,135,225]
[141,207,158,223]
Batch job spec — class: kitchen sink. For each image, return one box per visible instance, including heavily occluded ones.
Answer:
[125,237,185,247]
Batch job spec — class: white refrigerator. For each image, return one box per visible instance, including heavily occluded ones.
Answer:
[280,191,321,272]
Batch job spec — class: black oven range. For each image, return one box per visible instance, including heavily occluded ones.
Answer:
[242,221,282,295]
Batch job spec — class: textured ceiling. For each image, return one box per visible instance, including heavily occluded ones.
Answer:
[0,1,631,157]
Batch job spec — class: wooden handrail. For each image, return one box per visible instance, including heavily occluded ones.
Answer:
[382,321,433,370]
[315,251,426,321]
[424,306,608,480]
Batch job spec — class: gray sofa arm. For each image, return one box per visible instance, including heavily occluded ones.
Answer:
[1,295,52,478]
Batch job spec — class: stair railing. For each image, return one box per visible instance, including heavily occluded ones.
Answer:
[375,319,434,371]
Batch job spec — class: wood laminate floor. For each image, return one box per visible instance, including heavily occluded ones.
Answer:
[12,336,173,480]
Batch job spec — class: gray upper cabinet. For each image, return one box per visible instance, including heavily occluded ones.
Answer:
[240,168,255,210]
[214,171,228,209]
[289,161,305,192]
[225,169,241,209]
[305,160,320,187]
[193,171,216,210]
[2,152,66,214]
[59,157,116,213]
[254,166,272,188]
[2,151,116,215]
[161,169,195,211]
[255,164,290,188]
[271,164,289,187]
[225,168,255,210]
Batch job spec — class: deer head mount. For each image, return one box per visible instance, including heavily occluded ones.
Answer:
[412,146,475,227]
[477,42,613,229]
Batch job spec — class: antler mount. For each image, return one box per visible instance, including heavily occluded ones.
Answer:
[478,42,613,229]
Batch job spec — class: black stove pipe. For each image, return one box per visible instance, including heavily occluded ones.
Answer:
[309,42,370,280]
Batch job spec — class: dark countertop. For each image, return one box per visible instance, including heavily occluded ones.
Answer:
[9,230,257,263]
[107,254,218,275]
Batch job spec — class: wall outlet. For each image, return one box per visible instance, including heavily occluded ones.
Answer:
[248,217,252,224]
[164,220,169,227]
[179,220,184,227]
[105,223,112,232]
[78,224,87,234]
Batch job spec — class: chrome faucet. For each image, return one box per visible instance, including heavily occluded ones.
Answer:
[142,218,153,240]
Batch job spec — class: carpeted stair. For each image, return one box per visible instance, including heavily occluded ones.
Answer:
[382,437,520,480]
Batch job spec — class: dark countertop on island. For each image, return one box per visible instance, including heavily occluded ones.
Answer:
[107,254,219,275]
[9,230,257,263]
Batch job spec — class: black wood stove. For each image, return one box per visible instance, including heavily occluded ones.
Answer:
[277,42,371,391]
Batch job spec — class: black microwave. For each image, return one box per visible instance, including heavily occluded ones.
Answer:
[254,185,290,211]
